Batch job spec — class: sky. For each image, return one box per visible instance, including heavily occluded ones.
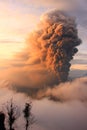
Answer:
[0,0,87,58]
[0,0,87,77]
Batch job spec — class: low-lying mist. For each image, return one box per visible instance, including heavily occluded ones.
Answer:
[0,76,87,130]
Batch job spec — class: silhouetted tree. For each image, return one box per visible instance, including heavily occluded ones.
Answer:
[0,99,35,130]
[6,99,20,130]
[0,112,6,130]
[23,102,35,130]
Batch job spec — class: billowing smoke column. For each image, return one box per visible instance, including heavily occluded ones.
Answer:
[27,10,81,83]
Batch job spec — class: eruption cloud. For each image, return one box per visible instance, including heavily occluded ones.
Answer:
[26,10,81,84]
[3,10,82,89]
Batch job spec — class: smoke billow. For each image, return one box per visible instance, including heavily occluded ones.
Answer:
[2,10,81,88]
[32,77,87,101]
[25,10,81,84]
[13,76,87,101]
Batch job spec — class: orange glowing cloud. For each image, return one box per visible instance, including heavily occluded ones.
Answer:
[71,64,87,70]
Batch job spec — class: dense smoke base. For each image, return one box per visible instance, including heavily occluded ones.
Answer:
[0,77,87,102]
[26,10,81,83]
[12,76,87,102]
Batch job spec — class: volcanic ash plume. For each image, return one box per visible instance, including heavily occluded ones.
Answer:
[26,10,81,83]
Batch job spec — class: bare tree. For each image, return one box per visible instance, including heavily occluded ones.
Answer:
[0,112,6,130]
[6,99,20,130]
[23,102,35,130]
